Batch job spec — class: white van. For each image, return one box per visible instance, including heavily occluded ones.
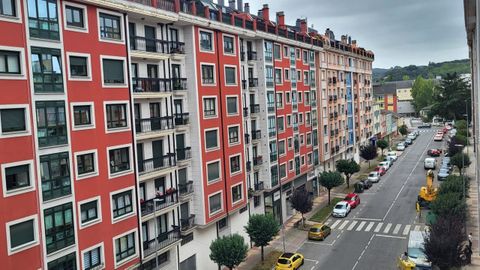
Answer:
[424,158,436,170]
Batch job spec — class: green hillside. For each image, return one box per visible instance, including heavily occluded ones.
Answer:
[373,59,470,82]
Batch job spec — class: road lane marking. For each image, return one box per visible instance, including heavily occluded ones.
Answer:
[338,220,349,230]
[351,234,375,270]
[414,225,421,231]
[347,220,358,231]
[403,225,411,235]
[353,217,382,221]
[374,222,383,233]
[305,241,333,246]
[375,234,407,240]
[383,223,393,234]
[392,224,402,235]
[365,222,375,232]
[330,220,341,229]
[356,221,366,231]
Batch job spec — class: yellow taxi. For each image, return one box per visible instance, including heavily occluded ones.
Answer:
[308,224,331,241]
[275,252,304,270]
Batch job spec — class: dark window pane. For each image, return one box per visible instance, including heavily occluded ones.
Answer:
[103,59,124,84]
[69,56,87,77]
[27,0,59,40]
[6,164,30,191]
[77,153,95,175]
[205,130,217,149]
[207,162,219,182]
[36,101,67,147]
[112,190,133,218]
[44,203,75,254]
[225,67,236,85]
[99,13,121,40]
[84,246,102,269]
[203,98,216,117]
[201,65,214,84]
[40,152,71,201]
[109,147,130,174]
[9,220,35,249]
[226,97,237,114]
[80,200,98,224]
[223,36,234,54]
[0,0,16,17]
[106,104,127,129]
[31,47,63,93]
[47,252,76,270]
[1,108,26,133]
[65,5,83,28]
[200,31,212,50]
[209,193,221,213]
[115,232,135,262]
[0,50,20,74]
[73,105,91,126]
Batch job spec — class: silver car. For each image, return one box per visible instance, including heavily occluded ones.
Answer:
[368,171,380,183]
[332,201,351,218]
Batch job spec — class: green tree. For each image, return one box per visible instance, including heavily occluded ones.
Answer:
[319,171,345,204]
[360,144,378,168]
[244,214,280,261]
[451,153,471,175]
[455,120,467,130]
[398,124,408,136]
[438,176,466,197]
[411,76,435,113]
[209,234,248,270]
[447,137,463,157]
[430,192,467,221]
[430,73,471,120]
[290,188,313,227]
[335,159,360,188]
[455,134,468,146]
[402,75,410,81]
[376,139,389,156]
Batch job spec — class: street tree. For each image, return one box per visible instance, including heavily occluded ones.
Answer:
[438,176,466,198]
[451,153,471,175]
[376,139,389,156]
[411,76,435,113]
[336,159,360,188]
[430,192,467,222]
[447,137,463,157]
[209,234,248,270]
[398,124,408,136]
[244,214,280,261]
[360,144,378,168]
[319,171,344,204]
[430,73,471,120]
[290,188,313,227]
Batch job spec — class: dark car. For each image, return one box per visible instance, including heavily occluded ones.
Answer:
[360,179,373,189]
[405,138,412,145]
[427,149,442,157]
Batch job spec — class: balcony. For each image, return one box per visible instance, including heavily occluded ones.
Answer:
[250,104,260,114]
[130,36,169,54]
[253,156,263,167]
[176,147,191,161]
[136,116,174,136]
[249,78,259,88]
[330,130,335,136]
[267,102,275,113]
[141,191,178,217]
[254,181,264,192]
[174,113,189,126]
[247,51,257,61]
[270,152,278,162]
[172,78,187,91]
[180,214,196,232]
[268,130,276,138]
[138,153,176,175]
[252,130,261,140]
[132,78,172,94]
[178,181,193,198]
[169,41,185,54]
[143,227,180,257]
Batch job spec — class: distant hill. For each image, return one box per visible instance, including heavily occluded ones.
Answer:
[373,59,471,82]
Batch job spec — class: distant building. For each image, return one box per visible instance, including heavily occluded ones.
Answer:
[373,80,415,117]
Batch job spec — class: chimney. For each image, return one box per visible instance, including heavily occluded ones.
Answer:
[261,4,269,21]
[228,0,235,9]
[351,40,357,48]
[244,2,250,13]
[218,0,224,6]
[237,0,243,11]
[341,35,347,44]
[276,11,285,28]
[299,18,308,34]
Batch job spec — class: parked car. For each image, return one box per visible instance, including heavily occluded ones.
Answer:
[397,143,406,151]
[441,162,452,173]
[308,224,331,241]
[418,123,432,128]
[405,138,413,145]
[424,157,436,169]
[438,168,450,181]
[368,171,380,183]
[383,156,395,166]
[333,201,351,217]
[427,149,442,157]
[387,151,398,161]
[360,179,373,189]
[275,252,304,270]
[414,130,421,136]
[375,166,386,176]
[379,161,390,170]
[408,133,416,140]
[343,193,361,208]
[433,134,443,141]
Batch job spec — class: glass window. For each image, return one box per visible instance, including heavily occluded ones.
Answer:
[9,219,35,250]
[44,203,75,254]
[284,69,289,80]
[283,46,288,57]
[0,50,20,74]
[84,246,102,270]
[69,56,88,77]
[277,116,284,132]
[275,68,282,84]
[115,232,135,263]
[31,47,63,92]
[5,164,30,192]
[228,126,239,144]
[40,152,71,201]
[80,200,98,224]
[99,12,121,40]
[265,66,273,88]
[203,98,216,117]
[205,130,218,149]
[278,140,285,155]
[232,184,242,203]
[106,104,127,129]
[77,153,95,176]
[225,66,236,85]
[102,59,124,84]
[223,36,234,54]
[230,156,240,174]
[226,97,238,115]
[280,164,287,178]
[200,31,212,51]
[276,93,283,108]
[27,0,59,40]
[73,105,91,127]
[65,5,84,28]
[201,64,214,84]
[273,44,281,60]
[207,162,220,183]
[0,0,16,17]
[36,101,67,147]
[112,190,133,218]
[48,252,76,270]
[109,147,130,174]
[1,108,26,133]
[209,193,221,214]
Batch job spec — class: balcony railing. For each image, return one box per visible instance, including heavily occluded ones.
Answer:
[247,51,257,61]
[138,153,176,175]
[132,77,172,93]
[270,152,277,162]
[178,181,193,196]
[130,36,169,53]
[267,102,275,113]
[140,191,178,216]
[241,80,247,90]
[169,41,185,54]
[180,214,196,231]
[254,181,264,191]
[172,78,187,91]
[174,113,189,126]
[136,116,174,134]
[243,107,249,117]
[250,104,260,114]
[176,147,191,161]
[143,227,180,257]
[252,130,261,140]
[249,78,259,87]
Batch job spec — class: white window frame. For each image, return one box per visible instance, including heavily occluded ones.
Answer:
[66,52,92,81]
[103,101,131,134]
[229,153,242,176]
[278,139,286,157]
[106,144,133,179]
[208,190,223,217]
[0,45,26,79]
[288,160,294,172]
[224,65,237,86]
[0,104,31,138]
[100,55,128,88]
[204,127,220,152]
[112,228,138,268]
[274,68,283,85]
[63,1,89,33]
[227,124,241,146]
[1,159,35,198]
[277,116,285,133]
[306,132,312,146]
[97,9,125,44]
[222,33,236,56]
[279,163,287,180]
[206,159,222,185]
[199,29,215,53]
[78,196,102,229]
[81,242,105,270]
[110,186,136,224]
[71,102,95,131]
[5,214,39,255]
[225,95,239,116]
[74,149,99,180]
[231,182,243,205]
[284,68,290,82]
[202,96,218,119]
[200,62,216,86]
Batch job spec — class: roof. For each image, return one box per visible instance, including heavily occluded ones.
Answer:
[373,80,414,95]
[280,253,295,258]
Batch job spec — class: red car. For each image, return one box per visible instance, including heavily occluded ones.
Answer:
[427,149,442,157]
[375,166,386,176]
[343,193,360,208]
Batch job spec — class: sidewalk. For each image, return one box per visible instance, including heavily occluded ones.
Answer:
[464,143,480,269]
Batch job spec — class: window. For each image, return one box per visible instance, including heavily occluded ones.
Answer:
[109,147,130,175]
[284,69,289,81]
[44,203,75,254]
[65,5,84,28]
[303,50,308,63]
[1,108,26,134]
[40,152,71,201]
[228,126,239,144]
[286,92,291,103]
[102,58,125,85]
[83,246,102,270]
[36,101,67,147]
[69,56,88,77]
[203,97,216,117]
[4,163,31,193]
[276,93,283,108]
[209,193,222,214]
[0,50,20,74]
[205,129,218,150]
[223,35,234,54]
[283,46,288,57]
[112,190,133,219]
[278,140,286,156]
[274,44,281,60]
[106,104,127,129]
[80,200,99,225]
[230,155,241,174]
[304,71,309,85]
[207,161,220,183]
[275,68,282,84]
[254,195,260,207]
[286,115,291,127]
[8,218,36,252]
[279,164,287,179]
[265,65,273,87]
[200,30,213,51]
[307,133,312,145]
[277,116,284,132]
[77,152,95,176]
[288,138,292,149]
[73,105,92,127]
[48,252,76,270]
[28,0,59,40]
[99,12,121,40]
[232,184,242,203]
[31,47,63,92]
[0,0,16,17]
[225,66,236,85]
[201,64,214,84]
[289,160,293,171]
[226,96,238,115]
[115,232,136,264]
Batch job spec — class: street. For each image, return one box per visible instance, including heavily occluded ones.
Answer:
[296,128,443,270]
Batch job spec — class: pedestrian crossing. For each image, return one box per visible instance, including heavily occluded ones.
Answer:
[324,219,428,236]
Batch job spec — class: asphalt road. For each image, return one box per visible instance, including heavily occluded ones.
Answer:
[297,128,444,270]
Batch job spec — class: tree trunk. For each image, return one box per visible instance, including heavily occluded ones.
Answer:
[261,246,264,261]
[368,160,371,168]
[346,175,351,188]
[328,189,331,205]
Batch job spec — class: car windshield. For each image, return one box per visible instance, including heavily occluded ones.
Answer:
[407,247,425,260]
[310,227,321,232]
[439,169,448,174]
[278,258,290,264]
[369,173,376,177]
[335,204,345,209]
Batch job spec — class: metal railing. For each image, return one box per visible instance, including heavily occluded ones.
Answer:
[178,181,193,196]
[143,227,180,257]
[180,215,195,231]
[140,192,178,216]
[172,78,187,90]
[132,77,172,93]
[174,113,189,126]
[176,147,191,161]
[136,116,174,134]
[138,153,176,174]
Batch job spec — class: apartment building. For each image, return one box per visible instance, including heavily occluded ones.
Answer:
[0,0,373,269]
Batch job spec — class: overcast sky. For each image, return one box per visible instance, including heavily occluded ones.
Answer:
[243,0,468,68]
